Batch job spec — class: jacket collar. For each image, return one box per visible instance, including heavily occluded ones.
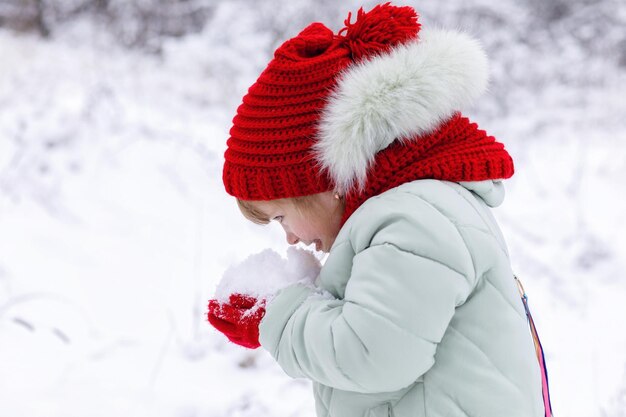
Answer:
[458,180,505,208]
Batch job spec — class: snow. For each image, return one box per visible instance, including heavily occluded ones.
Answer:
[214,247,321,303]
[1,3,625,417]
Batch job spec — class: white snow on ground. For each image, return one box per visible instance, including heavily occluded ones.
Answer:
[1,7,625,417]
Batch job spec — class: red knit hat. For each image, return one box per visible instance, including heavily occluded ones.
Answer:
[223,3,514,203]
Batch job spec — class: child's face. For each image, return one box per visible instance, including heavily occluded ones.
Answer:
[252,192,344,253]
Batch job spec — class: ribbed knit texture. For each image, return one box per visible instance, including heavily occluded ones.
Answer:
[223,4,420,200]
[223,23,349,200]
[222,3,515,220]
[341,113,515,224]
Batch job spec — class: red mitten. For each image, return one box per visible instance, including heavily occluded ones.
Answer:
[207,294,266,349]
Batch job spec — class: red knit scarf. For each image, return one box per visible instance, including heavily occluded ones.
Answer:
[341,113,515,224]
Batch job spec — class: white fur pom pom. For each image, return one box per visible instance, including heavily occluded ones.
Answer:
[314,28,489,194]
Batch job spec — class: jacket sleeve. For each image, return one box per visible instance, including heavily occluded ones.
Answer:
[258,192,477,393]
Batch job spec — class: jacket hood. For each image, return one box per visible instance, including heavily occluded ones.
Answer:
[457,179,505,208]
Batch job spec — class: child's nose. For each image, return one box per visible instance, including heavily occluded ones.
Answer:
[286,232,300,245]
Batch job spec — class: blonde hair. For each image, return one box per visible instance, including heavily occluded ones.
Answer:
[236,196,315,225]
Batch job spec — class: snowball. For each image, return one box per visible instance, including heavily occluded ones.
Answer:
[214,247,322,303]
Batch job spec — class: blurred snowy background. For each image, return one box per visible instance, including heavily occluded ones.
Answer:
[0,0,625,416]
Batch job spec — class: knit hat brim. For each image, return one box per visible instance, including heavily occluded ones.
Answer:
[314,28,490,195]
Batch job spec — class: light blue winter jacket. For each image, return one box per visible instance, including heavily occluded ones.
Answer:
[259,179,545,417]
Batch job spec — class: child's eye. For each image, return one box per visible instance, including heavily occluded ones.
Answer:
[273,216,284,223]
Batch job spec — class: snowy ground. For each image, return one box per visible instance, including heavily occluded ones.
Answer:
[1,10,626,417]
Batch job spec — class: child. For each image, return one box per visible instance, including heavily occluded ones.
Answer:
[208,3,551,416]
